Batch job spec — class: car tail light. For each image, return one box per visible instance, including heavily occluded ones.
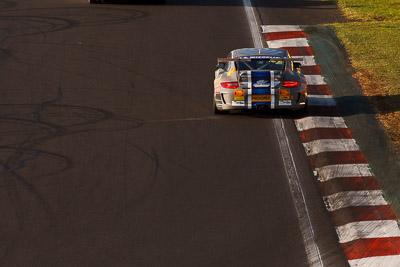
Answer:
[283,81,299,88]
[221,81,239,89]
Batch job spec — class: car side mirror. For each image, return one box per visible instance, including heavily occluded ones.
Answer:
[216,62,225,70]
[293,62,302,69]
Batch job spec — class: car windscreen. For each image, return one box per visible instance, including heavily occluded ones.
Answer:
[236,59,284,71]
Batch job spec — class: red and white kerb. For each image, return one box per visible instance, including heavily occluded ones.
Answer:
[262,25,400,267]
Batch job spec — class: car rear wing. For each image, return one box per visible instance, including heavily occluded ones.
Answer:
[217,57,303,63]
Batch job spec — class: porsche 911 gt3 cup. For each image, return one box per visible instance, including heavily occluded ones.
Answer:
[213,48,307,114]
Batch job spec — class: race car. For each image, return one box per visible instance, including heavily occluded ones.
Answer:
[213,48,307,114]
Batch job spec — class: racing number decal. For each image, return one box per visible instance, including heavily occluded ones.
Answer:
[234,90,245,101]
[280,89,290,100]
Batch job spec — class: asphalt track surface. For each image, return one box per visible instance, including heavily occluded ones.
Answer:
[0,0,348,266]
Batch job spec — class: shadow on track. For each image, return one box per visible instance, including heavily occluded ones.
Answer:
[221,93,400,119]
[337,94,400,117]
[106,0,338,8]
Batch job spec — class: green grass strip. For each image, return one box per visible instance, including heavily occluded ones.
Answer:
[334,21,400,95]
[336,0,400,21]
[332,0,400,116]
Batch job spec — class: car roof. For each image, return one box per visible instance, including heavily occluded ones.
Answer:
[232,48,289,58]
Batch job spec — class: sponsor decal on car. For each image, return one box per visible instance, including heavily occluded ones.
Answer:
[232,100,245,106]
[234,90,245,100]
[279,100,291,106]
[279,89,290,100]
[228,67,236,76]
[252,95,271,102]
[250,71,271,89]
[253,80,270,88]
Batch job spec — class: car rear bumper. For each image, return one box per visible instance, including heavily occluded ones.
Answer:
[214,91,307,111]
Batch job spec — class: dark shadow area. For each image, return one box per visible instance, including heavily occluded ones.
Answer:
[224,108,304,119]
[301,95,400,118]
[337,94,400,117]
[102,0,166,4]
[0,0,17,9]
[262,94,400,119]
[252,0,339,9]
[106,0,338,8]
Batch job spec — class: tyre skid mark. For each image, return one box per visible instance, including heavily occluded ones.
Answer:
[0,87,144,255]
[0,6,149,262]
[0,8,148,38]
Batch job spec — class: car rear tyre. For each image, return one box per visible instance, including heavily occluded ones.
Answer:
[296,101,308,115]
[214,101,228,115]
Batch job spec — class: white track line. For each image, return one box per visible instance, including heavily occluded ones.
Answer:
[316,164,373,182]
[303,139,360,156]
[349,255,400,267]
[243,0,263,48]
[295,116,347,132]
[273,116,323,267]
[323,190,388,211]
[336,220,400,244]
[243,8,324,267]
